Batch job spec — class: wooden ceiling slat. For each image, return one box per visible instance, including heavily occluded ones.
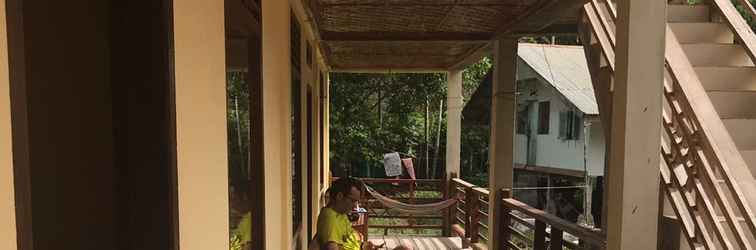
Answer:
[321,31,492,41]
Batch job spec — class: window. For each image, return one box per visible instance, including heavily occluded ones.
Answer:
[537,101,550,134]
[516,103,530,134]
[559,110,582,140]
[290,12,303,250]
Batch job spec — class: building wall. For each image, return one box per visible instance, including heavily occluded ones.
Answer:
[173,0,229,249]
[513,61,605,176]
[0,0,17,248]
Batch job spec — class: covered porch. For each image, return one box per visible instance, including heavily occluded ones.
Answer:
[0,0,680,250]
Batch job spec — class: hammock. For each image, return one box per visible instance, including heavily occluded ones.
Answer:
[364,185,459,215]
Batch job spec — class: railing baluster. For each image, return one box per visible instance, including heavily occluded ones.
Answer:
[465,186,474,240]
[534,220,547,250]
[550,228,564,250]
[470,191,481,243]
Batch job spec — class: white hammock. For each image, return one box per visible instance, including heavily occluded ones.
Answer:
[364,185,459,215]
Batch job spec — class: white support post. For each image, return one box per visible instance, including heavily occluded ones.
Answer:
[172,0,229,249]
[262,0,293,249]
[446,70,463,180]
[607,0,665,248]
[488,39,518,250]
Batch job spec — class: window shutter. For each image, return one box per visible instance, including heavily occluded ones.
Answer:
[572,113,583,140]
[558,111,567,139]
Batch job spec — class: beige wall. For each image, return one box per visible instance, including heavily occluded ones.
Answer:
[262,0,294,248]
[0,0,16,247]
[173,0,229,249]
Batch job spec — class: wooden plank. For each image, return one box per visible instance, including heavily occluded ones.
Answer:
[695,148,750,249]
[665,24,756,239]
[321,31,491,41]
[448,42,491,70]
[713,0,756,68]
[693,179,732,249]
[550,228,564,250]
[606,0,666,248]
[534,221,547,250]
[590,0,616,48]
[583,3,616,70]
[490,39,518,250]
[502,198,606,246]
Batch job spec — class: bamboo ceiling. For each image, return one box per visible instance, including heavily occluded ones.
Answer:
[307,0,583,71]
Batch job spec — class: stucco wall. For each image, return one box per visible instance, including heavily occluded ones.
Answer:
[0,0,16,247]
[263,0,294,248]
[173,0,229,249]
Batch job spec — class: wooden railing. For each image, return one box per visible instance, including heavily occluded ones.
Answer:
[450,179,605,250]
[499,189,607,250]
[661,26,756,249]
[449,178,490,249]
[579,0,756,248]
[357,178,448,236]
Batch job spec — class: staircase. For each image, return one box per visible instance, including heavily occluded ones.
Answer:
[579,0,756,249]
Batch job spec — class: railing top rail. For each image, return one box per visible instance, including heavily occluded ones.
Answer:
[471,187,490,196]
[357,178,443,184]
[451,178,476,189]
[713,0,756,64]
[451,178,490,196]
[734,0,756,21]
[502,197,607,247]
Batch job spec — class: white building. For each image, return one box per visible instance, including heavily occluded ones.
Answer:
[463,43,605,221]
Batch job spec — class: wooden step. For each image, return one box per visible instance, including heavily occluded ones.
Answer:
[738,150,756,174]
[682,44,754,67]
[722,119,756,150]
[695,67,756,91]
[670,23,733,44]
[706,91,756,118]
[668,4,710,23]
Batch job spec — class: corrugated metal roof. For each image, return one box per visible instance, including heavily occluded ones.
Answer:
[517,43,598,115]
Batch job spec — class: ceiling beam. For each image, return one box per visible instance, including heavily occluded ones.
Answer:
[511,23,579,36]
[320,3,525,7]
[448,42,492,70]
[321,31,492,41]
[492,0,585,39]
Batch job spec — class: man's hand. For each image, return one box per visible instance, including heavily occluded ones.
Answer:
[363,241,385,250]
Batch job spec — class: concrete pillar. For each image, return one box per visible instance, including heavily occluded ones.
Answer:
[262,0,293,248]
[488,39,518,250]
[606,0,665,248]
[0,0,17,247]
[446,70,463,179]
[172,0,228,249]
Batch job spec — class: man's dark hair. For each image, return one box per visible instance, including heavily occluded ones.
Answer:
[328,177,364,198]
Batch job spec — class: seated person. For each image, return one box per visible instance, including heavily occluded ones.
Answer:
[317,177,411,250]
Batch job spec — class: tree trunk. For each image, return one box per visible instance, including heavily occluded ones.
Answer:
[432,100,443,179]
[425,98,430,179]
[234,96,246,177]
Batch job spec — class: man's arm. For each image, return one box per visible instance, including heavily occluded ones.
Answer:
[325,242,340,250]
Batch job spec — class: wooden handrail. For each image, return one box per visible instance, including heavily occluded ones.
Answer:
[713,0,756,64]
[501,197,607,248]
[358,178,443,184]
[664,25,756,246]
[734,0,756,22]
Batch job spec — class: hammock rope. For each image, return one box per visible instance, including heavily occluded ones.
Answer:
[364,185,459,215]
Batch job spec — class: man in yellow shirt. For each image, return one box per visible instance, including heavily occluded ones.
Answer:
[317,177,410,250]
